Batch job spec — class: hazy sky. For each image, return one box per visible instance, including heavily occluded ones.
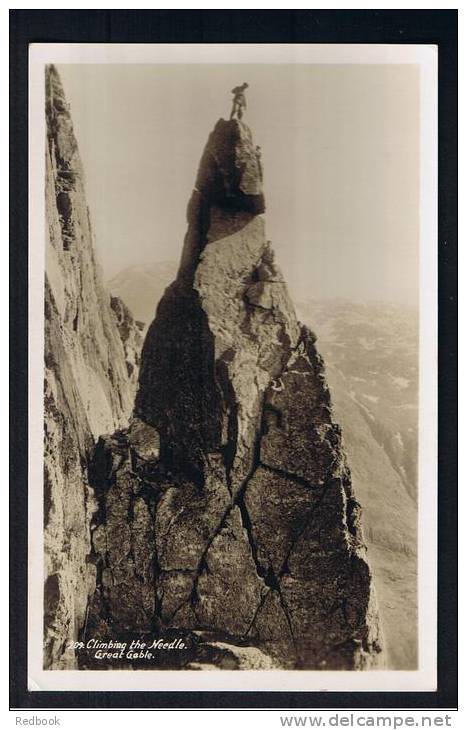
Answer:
[58,63,419,304]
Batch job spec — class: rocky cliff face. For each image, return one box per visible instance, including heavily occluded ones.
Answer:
[102,263,418,670]
[86,118,383,670]
[44,66,141,668]
[295,299,418,669]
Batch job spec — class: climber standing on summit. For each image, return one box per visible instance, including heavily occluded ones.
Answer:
[230,83,249,120]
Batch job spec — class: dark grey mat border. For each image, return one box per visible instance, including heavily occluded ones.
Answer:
[10,9,457,711]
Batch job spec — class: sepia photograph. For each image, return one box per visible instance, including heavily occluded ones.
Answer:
[25,42,439,694]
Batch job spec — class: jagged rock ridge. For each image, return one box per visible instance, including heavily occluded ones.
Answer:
[106,262,417,669]
[86,118,383,670]
[44,66,142,668]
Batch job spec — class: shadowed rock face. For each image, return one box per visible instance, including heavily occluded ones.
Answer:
[85,118,384,670]
[44,66,142,668]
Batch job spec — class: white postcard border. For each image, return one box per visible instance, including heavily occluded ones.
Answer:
[28,42,438,693]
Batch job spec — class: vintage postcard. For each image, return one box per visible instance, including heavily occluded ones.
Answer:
[27,43,438,692]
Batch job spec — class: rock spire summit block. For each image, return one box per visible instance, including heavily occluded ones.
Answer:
[196,119,265,208]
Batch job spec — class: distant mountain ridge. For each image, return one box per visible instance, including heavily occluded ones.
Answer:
[296,299,418,669]
[296,299,418,503]
[108,261,178,326]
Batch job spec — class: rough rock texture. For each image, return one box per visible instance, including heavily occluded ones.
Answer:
[44,66,140,668]
[86,118,383,670]
[98,259,419,669]
[295,300,418,669]
[110,295,145,380]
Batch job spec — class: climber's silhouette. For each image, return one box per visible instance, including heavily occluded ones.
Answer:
[256,146,263,181]
[230,83,249,120]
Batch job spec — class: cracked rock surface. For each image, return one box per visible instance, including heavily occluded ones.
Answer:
[44,66,142,668]
[85,118,384,669]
